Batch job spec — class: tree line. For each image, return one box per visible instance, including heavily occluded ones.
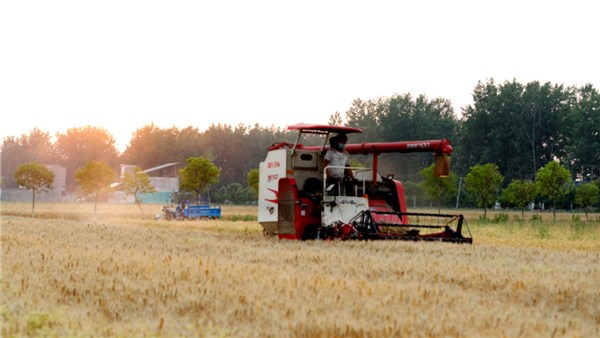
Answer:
[1,124,292,193]
[12,157,217,219]
[2,78,599,211]
[420,161,599,221]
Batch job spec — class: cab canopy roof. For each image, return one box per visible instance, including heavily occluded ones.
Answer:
[288,124,363,134]
[284,124,363,152]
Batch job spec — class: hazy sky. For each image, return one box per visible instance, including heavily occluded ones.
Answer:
[1,0,598,151]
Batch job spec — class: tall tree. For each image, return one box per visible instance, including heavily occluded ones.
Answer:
[535,161,572,221]
[459,79,531,181]
[348,93,459,181]
[566,84,600,180]
[179,157,220,204]
[55,126,119,191]
[1,129,55,188]
[14,161,55,218]
[343,97,385,142]
[244,124,291,169]
[458,79,575,183]
[120,123,289,190]
[177,126,204,161]
[1,136,24,188]
[22,128,56,163]
[457,80,497,177]
[521,81,574,174]
[464,163,504,219]
[328,111,344,126]
[200,124,263,186]
[121,124,185,169]
[75,160,116,218]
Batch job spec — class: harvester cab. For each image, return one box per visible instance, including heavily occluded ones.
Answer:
[258,124,472,244]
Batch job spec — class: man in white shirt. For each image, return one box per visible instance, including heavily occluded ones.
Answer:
[324,133,355,195]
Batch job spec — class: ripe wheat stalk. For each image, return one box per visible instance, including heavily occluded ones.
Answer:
[1,203,599,336]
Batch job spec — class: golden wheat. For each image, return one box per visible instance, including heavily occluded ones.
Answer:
[1,203,599,337]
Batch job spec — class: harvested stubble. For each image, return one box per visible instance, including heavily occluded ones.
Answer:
[1,204,600,337]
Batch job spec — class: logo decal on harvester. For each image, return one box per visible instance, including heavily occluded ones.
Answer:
[407,142,431,149]
[265,188,278,205]
[337,199,357,205]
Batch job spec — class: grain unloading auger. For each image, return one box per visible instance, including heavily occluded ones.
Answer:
[258,124,472,244]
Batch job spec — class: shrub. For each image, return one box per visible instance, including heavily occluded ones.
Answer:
[491,213,509,223]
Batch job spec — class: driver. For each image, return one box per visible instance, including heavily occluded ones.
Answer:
[324,133,355,195]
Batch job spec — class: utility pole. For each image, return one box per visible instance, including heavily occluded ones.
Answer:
[455,176,463,208]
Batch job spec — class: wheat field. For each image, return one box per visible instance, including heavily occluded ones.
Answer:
[2,202,599,337]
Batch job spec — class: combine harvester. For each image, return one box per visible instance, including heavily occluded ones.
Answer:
[258,124,472,244]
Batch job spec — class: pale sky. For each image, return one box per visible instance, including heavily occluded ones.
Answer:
[1,0,598,151]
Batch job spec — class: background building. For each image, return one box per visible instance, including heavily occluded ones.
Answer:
[1,164,66,202]
[110,162,180,204]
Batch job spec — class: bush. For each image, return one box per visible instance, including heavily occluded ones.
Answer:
[492,213,509,223]
[537,223,550,239]
[223,214,257,222]
[530,214,543,222]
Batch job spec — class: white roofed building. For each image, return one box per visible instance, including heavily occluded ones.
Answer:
[110,162,180,204]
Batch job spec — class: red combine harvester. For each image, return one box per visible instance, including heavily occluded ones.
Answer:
[258,124,472,244]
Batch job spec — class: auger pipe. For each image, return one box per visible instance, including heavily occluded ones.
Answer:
[343,138,453,155]
[304,138,452,155]
[305,138,452,182]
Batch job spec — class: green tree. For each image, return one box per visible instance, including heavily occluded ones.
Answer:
[226,183,245,204]
[199,124,262,186]
[119,123,289,189]
[328,111,344,125]
[1,128,56,188]
[377,94,460,181]
[575,183,599,220]
[55,126,119,192]
[75,160,116,218]
[464,163,504,219]
[211,183,255,204]
[14,161,55,218]
[343,97,385,142]
[566,84,600,180]
[458,79,574,182]
[120,124,184,169]
[341,93,459,181]
[247,168,259,197]
[179,157,220,204]
[2,136,26,188]
[503,179,538,219]
[535,161,572,221]
[520,81,573,178]
[419,164,457,213]
[121,166,156,218]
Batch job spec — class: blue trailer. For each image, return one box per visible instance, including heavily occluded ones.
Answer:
[183,204,222,220]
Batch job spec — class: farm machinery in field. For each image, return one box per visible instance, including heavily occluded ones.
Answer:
[258,124,472,244]
[160,202,221,220]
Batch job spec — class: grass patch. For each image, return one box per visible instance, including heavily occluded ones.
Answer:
[222,214,257,222]
[537,222,550,239]
[530,213,543,222]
